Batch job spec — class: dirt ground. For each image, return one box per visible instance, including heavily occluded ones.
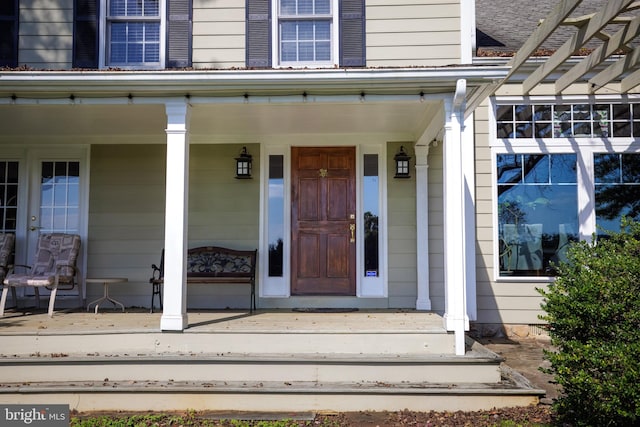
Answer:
[314,405,553,426]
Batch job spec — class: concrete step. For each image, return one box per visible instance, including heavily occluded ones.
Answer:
[0,372,545,413]
[0,351,503,384]
[0,330,456,357]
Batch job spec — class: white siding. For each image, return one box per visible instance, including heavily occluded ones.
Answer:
[366,0,461,67]
[18,0,73,69]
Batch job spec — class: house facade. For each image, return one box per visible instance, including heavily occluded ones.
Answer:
[0,0,638,353]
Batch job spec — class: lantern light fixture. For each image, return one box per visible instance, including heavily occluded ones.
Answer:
[394,145,412,179]
[235,146,253,179]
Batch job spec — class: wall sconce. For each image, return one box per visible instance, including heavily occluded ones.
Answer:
[235,146,253,179]
[394,146,412,179]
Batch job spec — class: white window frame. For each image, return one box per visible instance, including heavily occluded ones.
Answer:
[491,95,640,282]
[271,0,339,68]
[99,0,166,69]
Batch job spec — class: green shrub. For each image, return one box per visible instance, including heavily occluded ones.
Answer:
[538,218,640,426]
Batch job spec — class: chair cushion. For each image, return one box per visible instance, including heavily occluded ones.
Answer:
[4,273,55,288]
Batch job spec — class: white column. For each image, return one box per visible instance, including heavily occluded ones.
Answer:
[443,80,469,355]
[160,100,190,331]
[415,145,431,311]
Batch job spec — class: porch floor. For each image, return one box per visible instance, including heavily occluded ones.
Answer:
[0,308,445,336]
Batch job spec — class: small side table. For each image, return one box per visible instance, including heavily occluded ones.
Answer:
[86,278,127,313]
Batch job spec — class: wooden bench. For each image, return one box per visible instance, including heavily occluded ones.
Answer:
[149,246,257,313]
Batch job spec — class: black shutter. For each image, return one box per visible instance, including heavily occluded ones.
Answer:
[246,0,271,68]
[339,0,365,67]
[73,0,99,68]
[167,0,192,68]
[0,0,18,68]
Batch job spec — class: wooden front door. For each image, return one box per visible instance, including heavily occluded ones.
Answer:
[291,147,356,295]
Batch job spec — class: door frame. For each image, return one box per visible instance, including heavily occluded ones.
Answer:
[259,140,388,301]
[19,146,90,299]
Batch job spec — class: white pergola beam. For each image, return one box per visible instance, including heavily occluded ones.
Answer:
[523,0,637,94]
[556,13,640,93]
[464,0,582,118]
[589,46,640,91]
[621,67,640,92]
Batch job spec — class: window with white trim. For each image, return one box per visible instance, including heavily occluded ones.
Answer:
[277,0,335,65]
[105,0,163,67]
[494,101,640,278]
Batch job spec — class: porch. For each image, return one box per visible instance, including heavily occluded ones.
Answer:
[0,308,544,413]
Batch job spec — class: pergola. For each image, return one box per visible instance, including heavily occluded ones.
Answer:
[466,0,640,117]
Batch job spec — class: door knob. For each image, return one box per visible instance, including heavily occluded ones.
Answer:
[349,224,355,243]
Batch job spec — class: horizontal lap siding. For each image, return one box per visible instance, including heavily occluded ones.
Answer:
[88,144,260,309]
[427,141,445,313]
[387,142,417,308]
[19,0,73,68]
[192,0,245,68]
[473,102,547,326]
[366,1,461,67]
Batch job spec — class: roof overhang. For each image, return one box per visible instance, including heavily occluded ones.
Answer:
[0,67,509,143]
[466,0,640,118]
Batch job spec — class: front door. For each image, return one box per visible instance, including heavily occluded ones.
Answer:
[291,147,356,295]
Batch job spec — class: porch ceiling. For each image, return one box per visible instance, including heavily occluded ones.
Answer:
[0,100,441,142]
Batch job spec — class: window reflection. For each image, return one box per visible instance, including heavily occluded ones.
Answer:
[268,155,284,277]
[363,154,379,276]
[40,161,79,234]
[497,154,578,276]
[595,153,640,236]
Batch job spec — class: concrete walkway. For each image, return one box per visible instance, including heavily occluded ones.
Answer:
[481,336,559,404]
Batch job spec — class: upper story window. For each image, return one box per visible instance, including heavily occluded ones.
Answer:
[246,0,364,69]
[0,0,18,68]
[73,0,188,69]
[105,0,163,67]
[277,0,334,65]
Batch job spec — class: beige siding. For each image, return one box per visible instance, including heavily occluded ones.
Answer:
[19,0,73,69]
[473,101,547,327]
[88,144,260,309]
[427,141,445,313]
[387,142,417,307]
[366,1,461,67]
[192,0,245,69]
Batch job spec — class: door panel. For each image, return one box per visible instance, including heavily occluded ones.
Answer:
[291,146,356,295]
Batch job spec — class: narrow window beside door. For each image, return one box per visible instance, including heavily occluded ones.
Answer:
[268,155,284,277]
[363,154,379,277]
